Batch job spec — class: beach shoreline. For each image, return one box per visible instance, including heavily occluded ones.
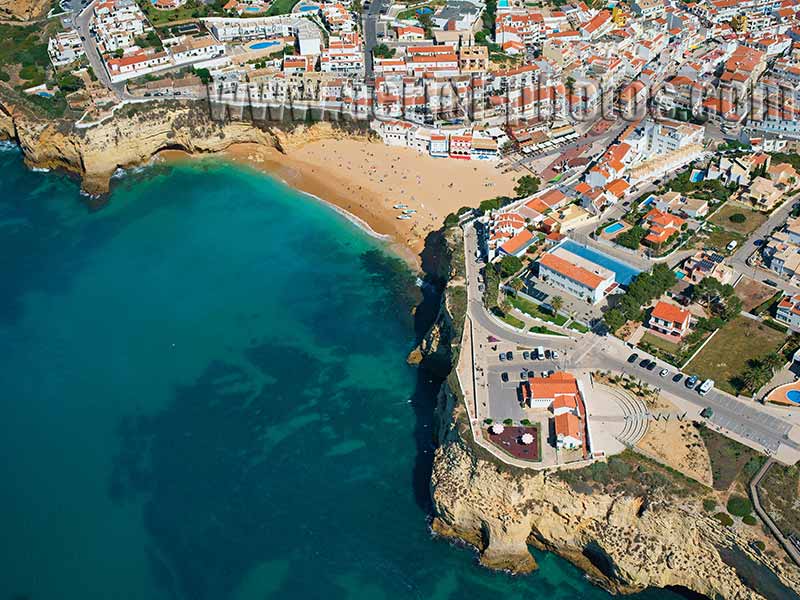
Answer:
[161,139,519,269]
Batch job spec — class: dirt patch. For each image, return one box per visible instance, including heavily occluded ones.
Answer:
[637,398,713,486]
[735,276,779,313]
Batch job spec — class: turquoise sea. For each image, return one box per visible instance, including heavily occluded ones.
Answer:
[0,146,684,600]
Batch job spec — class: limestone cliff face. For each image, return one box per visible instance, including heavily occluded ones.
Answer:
[408,227,465,377]
[0,97,370,194]
[0,0,50,20]
[430,394,800,599]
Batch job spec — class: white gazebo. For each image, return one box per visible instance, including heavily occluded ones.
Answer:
[491,423,504,435]
[521,433,534,445]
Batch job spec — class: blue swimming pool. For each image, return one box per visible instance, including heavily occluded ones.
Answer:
[498,0,509,6]
[675,270,685,279]
[690,170,705,183]
[299,4,318,10]
[250,40,278,49]
[604,222,624,235]
[788,390,800,403]
[640,195,655,207]
[558,240,641,286]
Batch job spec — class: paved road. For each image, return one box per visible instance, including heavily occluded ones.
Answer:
[362,0,390,80]
[462,222,799,456]
[729,191,800,292]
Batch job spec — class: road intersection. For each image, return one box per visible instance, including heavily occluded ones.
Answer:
[461,222,800,462]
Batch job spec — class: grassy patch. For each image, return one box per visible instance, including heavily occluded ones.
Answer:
[568,321,589,333]
[267,0,302,15]
[640,332,681,354]
[555,449,707,499]
[508,295,567,326]
[498,312,525,329]
[530,325,566,336]
[709,203,767,236]
[700,226,745,255]
[686,317,786,395]
[758,463,800,539]
[697,424,766,491]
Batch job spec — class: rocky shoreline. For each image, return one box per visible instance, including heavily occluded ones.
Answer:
[414,227,800,600]
[0,96,372,196]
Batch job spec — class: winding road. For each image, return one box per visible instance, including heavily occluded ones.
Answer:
[462,223,800,457]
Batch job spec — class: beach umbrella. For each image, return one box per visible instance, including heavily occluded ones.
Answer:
[491,423,504,435]
[521,433,534,445]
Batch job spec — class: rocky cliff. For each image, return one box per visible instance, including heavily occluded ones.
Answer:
[0,0,50,20]
[0,96,370,195]
[422,232,800,600]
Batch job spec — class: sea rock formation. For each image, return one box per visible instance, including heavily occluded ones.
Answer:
[430,395,800,599]
[0,97,370,194]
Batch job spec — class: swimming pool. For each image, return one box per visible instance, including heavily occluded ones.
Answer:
[690,170,705,183]
[498,0,509,6]
[299,4,318,10]
[604,222,624,235]
[250,40,279,49]
[640,195,655,207]
[788,390,800,403]
[245,5,261,10]
[558,240,641,286]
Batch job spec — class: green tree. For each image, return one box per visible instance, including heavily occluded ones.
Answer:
[551,296,564,313]
[514,175,540,197]
[603,308,626,333]
[499,254,524,278]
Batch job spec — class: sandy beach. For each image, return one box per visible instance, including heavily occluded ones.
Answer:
[219,139,520,265]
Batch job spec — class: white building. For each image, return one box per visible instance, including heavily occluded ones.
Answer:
[536,245,616,304]
[48,30,86,67]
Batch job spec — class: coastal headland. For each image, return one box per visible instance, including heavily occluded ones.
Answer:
[414,227,800,600]
[0,97,517,266]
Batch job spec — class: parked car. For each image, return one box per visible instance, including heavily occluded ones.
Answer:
[764,279,778,287]
[646,361,656,371]
[501,372,508,382]
[700,407,714,419]
[628,353,639,364]
[499,353,506,362]
[545,349,552,359]
[520,372,527,380]
[659,368,669,377]
[672,373,683,383]
[506,351,514,361]
[686,375,698,388]
[523,351,530,360]
[639,358,651,368]
[552,350,559,360]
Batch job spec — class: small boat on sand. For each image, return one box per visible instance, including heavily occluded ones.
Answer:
[402,209,416,214]
[393,203,408,209]
[397,214,412,220]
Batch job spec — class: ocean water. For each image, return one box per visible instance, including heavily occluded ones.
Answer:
[0,147,683,600]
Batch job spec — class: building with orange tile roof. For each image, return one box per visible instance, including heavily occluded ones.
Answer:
[537,246,615,304]
[776,294,800,331]
[649,301,691,338]
[555,412,583,449]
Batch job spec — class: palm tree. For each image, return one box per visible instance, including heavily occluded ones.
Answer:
[763,352,784,373]
[551,296,564,313]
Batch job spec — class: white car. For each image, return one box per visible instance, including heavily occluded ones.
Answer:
[659,368,669,377]
[552,350,559,359]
